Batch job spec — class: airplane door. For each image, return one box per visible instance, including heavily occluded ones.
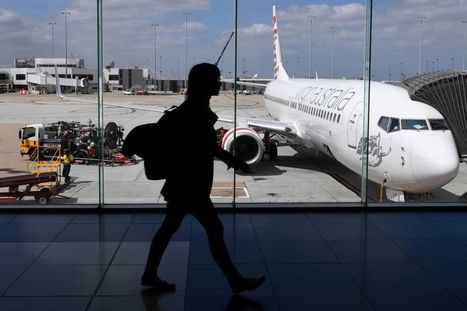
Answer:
[347,102,362,148]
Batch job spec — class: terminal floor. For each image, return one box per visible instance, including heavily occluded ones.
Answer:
[2,211,467,310]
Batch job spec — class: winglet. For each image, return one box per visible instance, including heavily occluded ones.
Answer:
[272,5,289,80]
[54,67,63,100]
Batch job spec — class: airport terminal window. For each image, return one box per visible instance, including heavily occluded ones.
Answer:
[378,116,389,131]
[388,118,400,132]
[401,119,429,130]
[16,74,25,80]
[429,119,449,130]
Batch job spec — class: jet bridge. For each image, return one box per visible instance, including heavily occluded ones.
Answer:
[391,70,467,159]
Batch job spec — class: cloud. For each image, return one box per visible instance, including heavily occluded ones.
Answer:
[1,0,466,79]
[234,1,466,78]
[239,24,271,36]
[66,0,210,22]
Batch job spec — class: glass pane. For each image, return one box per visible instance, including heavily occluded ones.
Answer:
[224,2,367,204]
[369,0,467,204]
[0,2,99,207]
[99,2,236,204]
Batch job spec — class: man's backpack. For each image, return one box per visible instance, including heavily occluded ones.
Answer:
[121,107,177,180]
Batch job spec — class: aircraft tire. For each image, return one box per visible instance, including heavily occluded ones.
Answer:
[269,143,278,161]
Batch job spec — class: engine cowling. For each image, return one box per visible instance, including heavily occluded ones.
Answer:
[221,127,264,165]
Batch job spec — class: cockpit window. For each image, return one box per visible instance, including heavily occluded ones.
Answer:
[378,117,389,131]
[388,118,400,133]
[401,119,429,130]
[429,119,449,130]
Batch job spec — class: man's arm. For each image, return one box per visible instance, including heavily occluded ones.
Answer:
[214,146,250,173]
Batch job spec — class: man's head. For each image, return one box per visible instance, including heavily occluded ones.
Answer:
[187,63,221,99]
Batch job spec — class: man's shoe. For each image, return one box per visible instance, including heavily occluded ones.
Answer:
[141,277,176,292]
[231,276,266,294]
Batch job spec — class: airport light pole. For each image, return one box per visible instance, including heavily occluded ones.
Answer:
[400,61,404,80]
[176,58,180,80]
[48,22,56,58]
[330,26,338,79]
[418,16,426,76]
[388,63,391,81]
[62,11,70,93]
[159,55,162,79]
[308,16,316,79]
[436,57,439,71]
[241,57,246,78]
[183,12,191,89]
[151,23,159,83]
[451,56,455,69]
[462,21,467,71]
[296,56,300,78]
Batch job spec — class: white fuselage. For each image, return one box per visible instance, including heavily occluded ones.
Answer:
[264,78,460,193]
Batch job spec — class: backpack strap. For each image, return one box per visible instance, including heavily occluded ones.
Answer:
[164,105,178,113]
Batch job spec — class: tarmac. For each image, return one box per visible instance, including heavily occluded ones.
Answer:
[0,92,465,205]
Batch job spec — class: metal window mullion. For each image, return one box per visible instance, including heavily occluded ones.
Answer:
[361,0,373,207]
[97,0,104,208]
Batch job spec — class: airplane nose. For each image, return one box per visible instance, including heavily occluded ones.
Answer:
[411,135,459,191]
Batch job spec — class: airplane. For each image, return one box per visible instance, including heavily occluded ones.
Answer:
[221,5,460,201]
[55,5,460,202]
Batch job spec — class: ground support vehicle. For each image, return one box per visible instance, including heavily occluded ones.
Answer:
[19,120,130,164]
[0,172,69,204]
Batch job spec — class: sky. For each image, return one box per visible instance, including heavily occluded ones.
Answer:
[0,0,466,81]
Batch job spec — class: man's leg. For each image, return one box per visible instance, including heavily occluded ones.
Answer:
[191,200,242,284]
[192,199,266,293]
[62,165,70,183]
[142,204,185,282]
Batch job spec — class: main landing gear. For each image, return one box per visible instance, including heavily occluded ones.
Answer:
[263,131,278,161]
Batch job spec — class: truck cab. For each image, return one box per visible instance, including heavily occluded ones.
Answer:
[19,124,44,156]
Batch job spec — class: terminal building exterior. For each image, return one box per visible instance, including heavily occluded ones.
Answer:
[0,57,156,94]
[0,57,259,94]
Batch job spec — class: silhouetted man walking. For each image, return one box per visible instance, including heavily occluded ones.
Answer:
[141,63,265,294]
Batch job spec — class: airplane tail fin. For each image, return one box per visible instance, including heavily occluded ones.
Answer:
[272,5,289,80]
[54,67,63,99]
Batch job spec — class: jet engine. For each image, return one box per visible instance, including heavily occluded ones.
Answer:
[221,127,264,165]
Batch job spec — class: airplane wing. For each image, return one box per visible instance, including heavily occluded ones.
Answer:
[217,114,297,138]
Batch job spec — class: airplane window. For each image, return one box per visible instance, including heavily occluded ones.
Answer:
[378,116,390,131]
[401,119,429,130]
[429,119,449,130]
[333,113,336,122]
[337,114,341,123]
[388,118,400,132]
